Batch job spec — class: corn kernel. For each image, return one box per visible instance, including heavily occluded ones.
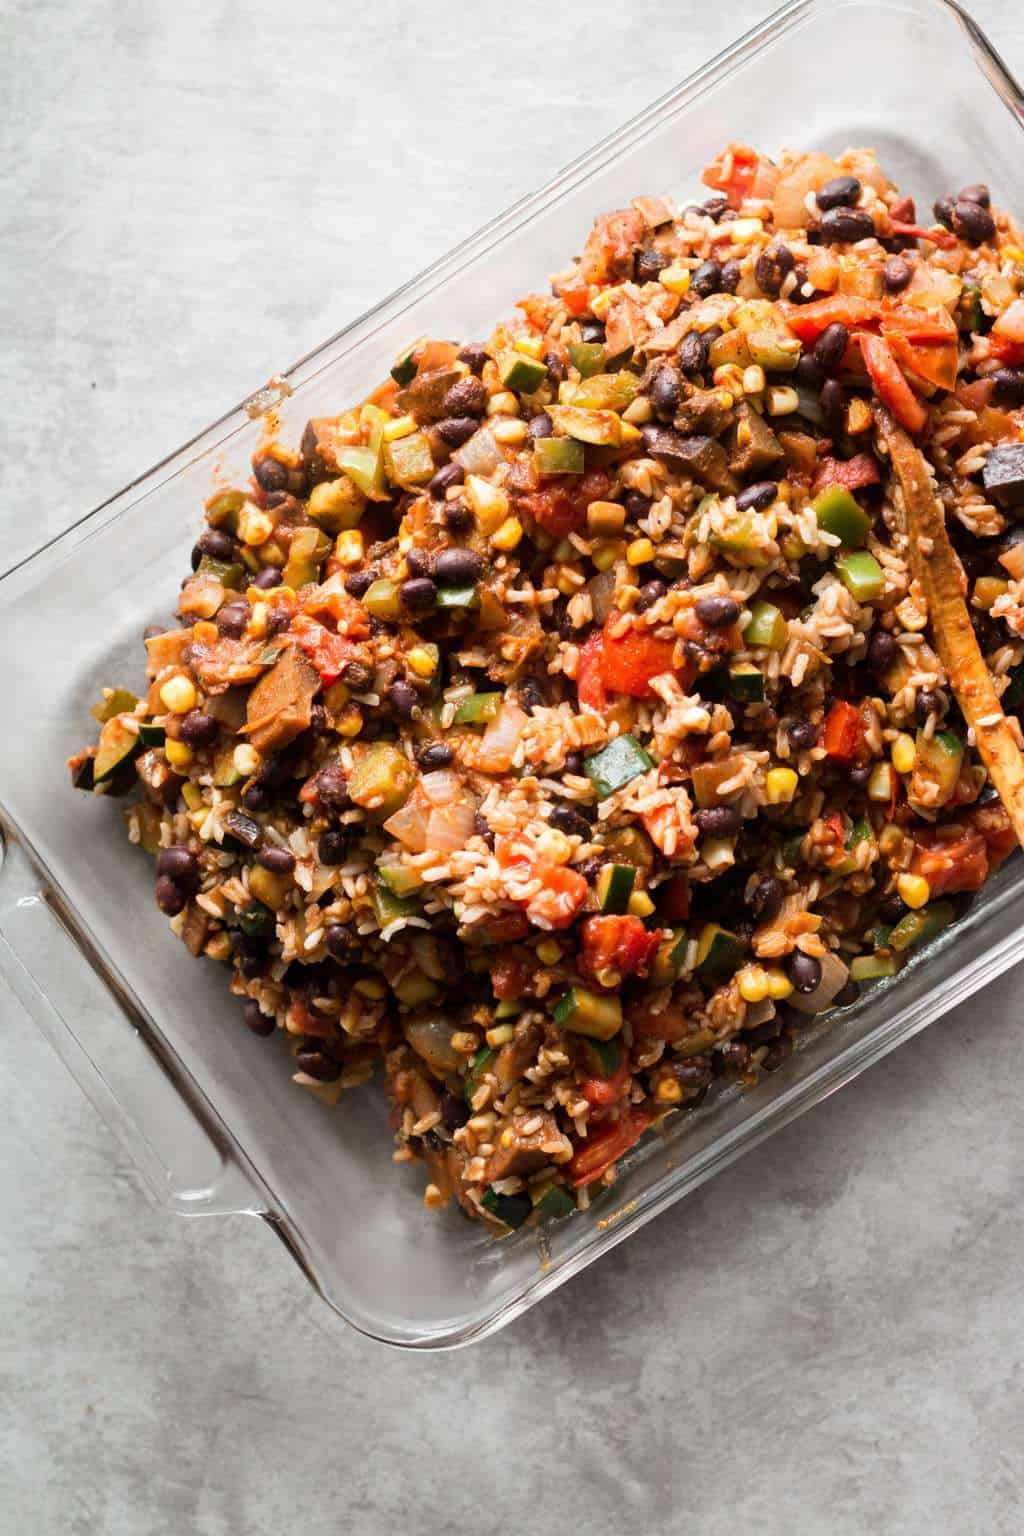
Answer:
[622,396,653,424]
[729,217,764,243]
[587,500,626,536]
[590,283,625,318]
[451,1030,480,1055]
[485,1024,516,1048]
[879,824,906,858]
[536,939,562,966]
[535,826,572,865]
[765,967,794,1000]
[492,418,529,446]
[248,601,268,639]
[423,1183,445,1211]
[491,515,524,552]
[765,767,799,804]
[654,1076,684,1105]
[159,674,197,714]
[742,364,766,396]
[658,264,691,295]
[324,680,350,711]
[382,413,417,441]
[846,396,873,434]
[555,568,580,597]
[465,475,509,533]
[334,704,362,738]
[628,890,655,918]
[513,335,544,359]
[766,385,800,416]
[164,738,193,769]
[233,743,262,777]
[973,575,1009,611]
[406,645,438,679]
[627,538,655,567]
[897,873,930,910]
[713,363,745,394]
[738,965,769,1003]
[891,733,916,774]
[591,540,624,573]
[237,503,274,547]
[188,807,210,832]
[486,390,519,417]
[354,976,387,1000]
[334,529,364,567]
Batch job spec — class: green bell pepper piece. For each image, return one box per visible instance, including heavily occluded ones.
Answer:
[583,735,655,799]
[813,486,871,547]
[533,436,585,476]
[499,352,548,394]
[743,600,788,650]
[454,692,502,726]
[835,550,884,603]
[567,341,607,378]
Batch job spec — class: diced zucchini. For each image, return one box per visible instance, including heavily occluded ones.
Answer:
[530,1182,575,1221]
[377,855,422,898]
[493,998,523,1021]
[436,584,481,611]
[390,338,424,386]
[567,341,606,378]
[197,555,245,589]
[212,748,244,787]
[581,1038,621,1077]
[205,488,246,531]
[383,431,435,488]
[911,729,963,806]
[70,756,95,792]
[872,922,894,950]
[93,716,141,783]
[237,902,275,939]
[813,486,871,547]
[743,600,788,650]
[249,865,293,911]
[533,436,585,476]
[547,405,622,447]
[650,927,688,986]
[392,970,442,1006]
[957,283,984,334]
[595,862,636,914]
[464,1045,497,1103]
[181,781,204,811]
[481,1188,532,1229]
[348,742,415,817]
[454,692,502,726]
[835,550,884,603]
[499,351,548,394]
[552,986,623,1041]
[373,881,416,927]
[694,922,743,982]
[850,953,898,981]
[137,721,166,747]
[90,687,138,724]
[888,901,954,953]
[570,372,641,412]
[602,825,655,868]
[307,475,366,534]
[708,511,771,568]
[848,816,873,848]
[583,735,654,799]
[728,664,766,703]
[335,444,387,501]
[362,578,402,621]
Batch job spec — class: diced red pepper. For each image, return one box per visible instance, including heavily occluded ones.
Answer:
[987,333,1024,366]
[580,915,663,982]
[525,864,588,930]
[576,631,608,711]
[889,219,958,250]
[823,700,866,762]
[579,1056,631,1109]
[568,1104,653,1188]
[555,273,593,317]
[599,616,684,699]
[911,832,988,896]
[812,452,881,495]
[886,334,959,393]
[701,143,777,208]
[860,333,928,434]
[782,295,884,343]
[289,616,353,685]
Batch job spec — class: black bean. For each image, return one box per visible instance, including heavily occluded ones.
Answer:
[650,364,682,422]
[878,895,906,923]
[440,1091,470,1131]
[735,481,777,513]
[634,248,669,282]
[677,1057,713,1091]
[882,255,913,293]
[252,566,282,590]
[444,501,475,534]
[820,378,846,436]
[795,354,826,391]
[785,720,818,751]
[951,199,995,245]
[636,579,668,613]
[155,876,186,916]
[258,845,296,874]
[748,875,784,924]
[436,416,478,448]
[457,342,488,375]
[624,490,653,520]
[194,528,237,565]
[695,594,740,629]
[543,351,568,384]
[341,660,374,690]
[237,942,266,980]
[156,846,199,887]
[848,763,872,787]
[745,1015,783,1045]
[252,454,290,493]
[754,243,795,298]
[991,368,1024,407]
[314,764,350,810]
[678,330,708,374]
[762,1036,793,1072]
[703,325,725,348]
[700,196,729,221]
[958,182,990,209]
[580,321,605,344]
[817,175,862,211]
[548,803,592,839]
[428,462,465,500]
[528,412,553,440]
[344,569,376,599]
[787,263,814,304]
[813,321,850,375]
[691,259,723,297]
[389,680,419,718]
[788,951,822,994]
[417,741,454,769]
[473,811,495,849]
[714,1040,751,1075]
[819,207,875,243]
[719,260,742,295]
[295,1048,342,1083]
[563,751,584,777]
[434,548,483,586]
[400,576,438,612]
[915,687,949,724]
[868,629,897,671]
[442,375,488,418]
[242,784,270,813]
[518,678,546,715]
[178,710,219,747]
[243,1000,275,1036]
[404,549,431,579]
[317,829,349,866]
[324,924,356,959]
[266,608,291,638]
[216,601,249,638]
[695,805,741,837]
[933,195,956,230]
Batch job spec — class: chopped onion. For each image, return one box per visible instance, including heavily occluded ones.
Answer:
[404,1013,464,1075]
[454,426,501,476]
[383,788,430,852]
[476,703,527,774]
[420,770,464,805]
[771,152,841,229]
[426,797,478,854]
[993,298,1024,344]
[586,568,617,624]
[787,951,850,1015]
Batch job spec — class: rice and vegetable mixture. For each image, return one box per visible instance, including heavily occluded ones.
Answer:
[71,142,1024,1231]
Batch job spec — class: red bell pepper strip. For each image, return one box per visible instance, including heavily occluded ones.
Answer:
[860,333,928,434]
[812,453,881,496]
[781,295,883,343]
[885,333,959,393]
[568,1104,653,1188]
[576,631,608,711]
[889,219,958,250]
[823,700,866,761]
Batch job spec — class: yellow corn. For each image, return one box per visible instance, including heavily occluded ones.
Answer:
[492,418,529,446]
[336,705,363,738]
[192,621,219,646]
[627,538,655,567]
[590,283,625,318]
[653,1075,684,1105]
[233,743,261,777]
[159,675,197,714]
[897,873,931,910]
[618,420,644,447]
[382,413,417,441]
[465,475,509,533]
[729,217,764,243]
[164,738,193,769]
[485,1024,516,1048]
[622,396,653,424]
[587,500,626,536]
[658,264,691,295]
[591,540,624,572]
[334,529,364,567]
[891,733,916,774]
[512,335,544,359]
[486,390,519,417]
[247,601,268,639]
[738,965,769,1003]
[450,1030,481,1055]
[536,939,562,966]
[628,891,655,918]
[491,516,524,552]
[742,364,766,396]
[354,976,387,1000]
[765,767,799,804]
[324,681,350,711]
[237,503,273,547]
[406,645,438,679]
[765,966,794,1000]
[766,386,800,416]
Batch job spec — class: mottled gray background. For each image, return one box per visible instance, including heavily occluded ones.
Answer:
[3,1,1024,1532]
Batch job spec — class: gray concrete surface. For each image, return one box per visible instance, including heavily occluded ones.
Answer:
[3,1,1024,1531]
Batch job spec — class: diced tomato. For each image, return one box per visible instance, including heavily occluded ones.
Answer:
[860,333,929,434]
[580,208,647,284]
[889,194,916,222]
[823,700,866,762]
[911,832,989,896]
[782,295,883,343]
[579,1056,631,1109]
[525,864,588,931]
[289,616,353,684]
[414,340,460,374]
[987,333,1024,366]
[519,468,613,540]
[658,873,691,922]
[568,1104,653,1188]
[559,275,593,317]
[812,452,881,495]
[516,294,560,333]
[576,631,608,711]
[599,616,685,699]
[886,334,959,393]
[701,143,777,208]
[956,378,995,412]
[580,915,663,982]
[992,298,1024,345]
[889,219,958,250]
[491,950,531,1001]
[879,306,957,344]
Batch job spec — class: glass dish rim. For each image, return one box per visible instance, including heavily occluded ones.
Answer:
[3,0,1024,1350]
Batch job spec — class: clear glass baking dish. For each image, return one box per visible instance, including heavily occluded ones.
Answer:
[2,0,1022,1349]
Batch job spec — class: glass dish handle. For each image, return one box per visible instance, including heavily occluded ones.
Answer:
[0,832,263,1218]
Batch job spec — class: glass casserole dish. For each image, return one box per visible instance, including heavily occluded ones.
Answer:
[2,0,1023,1349]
